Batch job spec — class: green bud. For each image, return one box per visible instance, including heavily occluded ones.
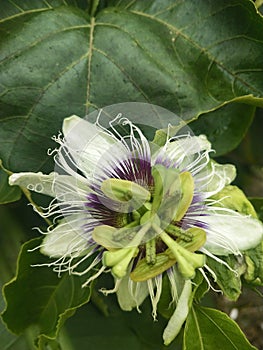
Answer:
[101,178,151,205]
[158,229,205,279]
[103,246,138,279]
[103,245,138,264]
[175,254,196,279]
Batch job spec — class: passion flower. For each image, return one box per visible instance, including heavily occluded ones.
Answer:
[9,110,263,345]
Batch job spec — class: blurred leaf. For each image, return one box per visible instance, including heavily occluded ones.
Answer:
[0,272,33,350]
[190,103,255,156]
[0,318,31,350]
[249,198,263,221]
[66,289,182,350]
[0,205,31,285]
[0,161,21,204]
[184,305,257,350]
[1,238,93,347]
[1,0,263,172]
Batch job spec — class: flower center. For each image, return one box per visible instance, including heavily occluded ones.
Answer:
[90,163,206,281]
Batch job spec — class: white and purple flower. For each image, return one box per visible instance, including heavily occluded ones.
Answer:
[9,111,263,345]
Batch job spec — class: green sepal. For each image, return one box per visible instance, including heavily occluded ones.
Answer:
[243,240,263,285]
[206,255,245,300]
[210,185,258,218]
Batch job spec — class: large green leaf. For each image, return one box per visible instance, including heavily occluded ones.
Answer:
[1,238,93,347]
[249,198,263,222]
[189,103,255,156]
[0,0,263,173]
[184,305,257,350]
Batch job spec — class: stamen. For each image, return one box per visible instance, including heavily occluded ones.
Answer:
[100,279,121,295]
[82,265,106,288]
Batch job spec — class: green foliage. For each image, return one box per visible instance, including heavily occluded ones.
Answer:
[184,305,257,350]
[0,0,263,175]
[190,103,255,156]
[1,238,93,348]
[1,0,263,349]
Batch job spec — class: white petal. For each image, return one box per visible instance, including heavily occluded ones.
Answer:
[40,214,88,258]
[166,135,211,159]
[9,172,56,196]
[117,274,149,311]
[8,171,89,201]
[163,279,192,345]
[203,212,263,255]
[196,162,236,198]
[153,135,210,164]
[62,115,116,176]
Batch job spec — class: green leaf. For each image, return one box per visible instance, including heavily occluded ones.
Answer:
[66,281,181,350]
[0,161,21,204]
[249,198,263,222]
[0,318,30,350]
[1,0,263,172]
[1,238,93,347]
[206,255,244,301]
[189,103,255,156]
[184,305,257,350]
[0,293,32,350]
